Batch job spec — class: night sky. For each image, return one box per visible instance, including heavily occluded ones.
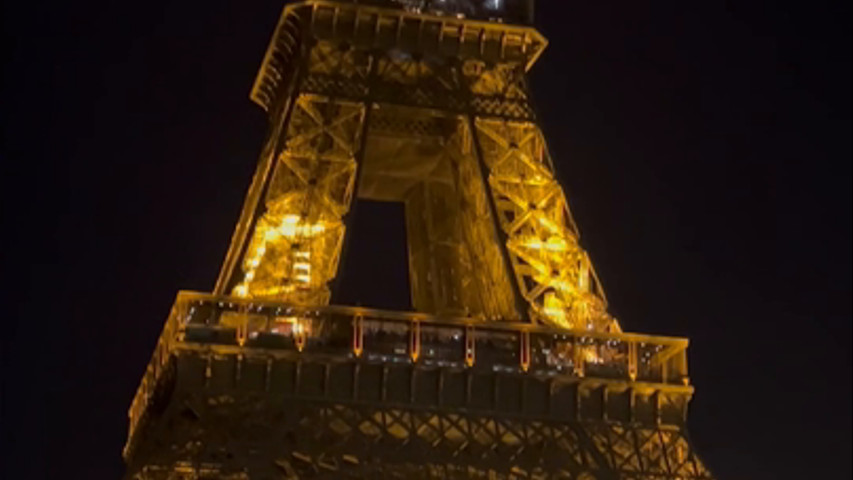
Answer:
[2,1,850,479]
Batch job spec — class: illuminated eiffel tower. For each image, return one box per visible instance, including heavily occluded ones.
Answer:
[123,1,715,478]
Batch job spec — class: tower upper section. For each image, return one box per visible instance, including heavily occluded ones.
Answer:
[349,0,534,24]
[250,0,545,114]
[216,0,618,332]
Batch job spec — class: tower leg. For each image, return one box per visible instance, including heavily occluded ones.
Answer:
[232,95,368,304]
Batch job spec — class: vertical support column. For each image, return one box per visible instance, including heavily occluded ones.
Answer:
[520,330,531,371]
[465,114,529,321]
[448,120,521,321]
[352,314,364,357]
[628,341,638,381]
[227,41,374,304]
[294,319,306,352]
[330,47,379,301]
[676,348,690,385]
[461,60,616,332]
[464,325,476,367]
[654,390,663,426]
[409,319,421,362]
[214,37,310,295]
[405,179,479,317]
[573,339,585,378]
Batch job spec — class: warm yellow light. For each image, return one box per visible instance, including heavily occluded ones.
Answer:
[578,263,589,291]
[281,224,297,237]
[525,239,543,250]
[233,212,336,298]
[583,346,602,364]
[535,215,560,234]
[275,214,328,238]
[543,291,569,326]
[545,236,567,252]
[551,279,573,293]
[293,262,311,272]
[263,229,280,241]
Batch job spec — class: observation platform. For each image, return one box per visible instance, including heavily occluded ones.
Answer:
[125,291,694,463]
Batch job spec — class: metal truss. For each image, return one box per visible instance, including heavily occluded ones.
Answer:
[471,118,614,331]
[216,3,620,331]
[438,121,523,320]
[127,388,712,480]
[125,294,702,479]
[230,94,367,305]
[251,2,547,120]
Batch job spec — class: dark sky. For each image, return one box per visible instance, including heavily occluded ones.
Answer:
[2,1,850,479]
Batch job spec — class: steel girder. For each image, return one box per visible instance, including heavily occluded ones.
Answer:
[125,352,712,480]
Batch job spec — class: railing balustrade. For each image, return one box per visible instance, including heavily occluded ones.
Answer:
[126,290,690,455]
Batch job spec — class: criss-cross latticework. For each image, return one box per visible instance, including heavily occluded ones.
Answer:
[125,2,713,479]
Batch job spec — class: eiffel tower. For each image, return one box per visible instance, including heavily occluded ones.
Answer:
[123,1,715,478]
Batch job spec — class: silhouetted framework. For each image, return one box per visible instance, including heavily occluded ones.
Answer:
[124,2,714,478]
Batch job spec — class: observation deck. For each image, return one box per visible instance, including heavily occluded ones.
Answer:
[125,291,693,461]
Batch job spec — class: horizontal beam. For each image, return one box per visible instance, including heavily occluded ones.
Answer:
[126,290,692,456]
[175,290,690,348]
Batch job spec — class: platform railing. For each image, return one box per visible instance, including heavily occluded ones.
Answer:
[326,1,534,25]
[126,290,689,456]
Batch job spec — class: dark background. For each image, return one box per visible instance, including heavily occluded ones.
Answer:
[2,1,850,478]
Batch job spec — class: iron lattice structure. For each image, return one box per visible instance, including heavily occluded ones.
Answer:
[124,2,714,479]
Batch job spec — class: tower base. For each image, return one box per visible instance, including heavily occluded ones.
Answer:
[125,344,712,479]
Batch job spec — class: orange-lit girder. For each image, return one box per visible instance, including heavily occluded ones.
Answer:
[472,118,615,331]
[232,95,366,305]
